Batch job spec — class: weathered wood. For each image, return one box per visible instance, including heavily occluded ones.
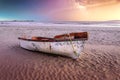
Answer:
[18,32,88,59]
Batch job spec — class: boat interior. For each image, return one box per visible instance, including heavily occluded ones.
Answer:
[18,32,88,42]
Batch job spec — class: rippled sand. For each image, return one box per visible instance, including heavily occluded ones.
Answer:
[0,25,120,80]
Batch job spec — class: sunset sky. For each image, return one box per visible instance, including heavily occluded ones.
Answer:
[0,0,120,21]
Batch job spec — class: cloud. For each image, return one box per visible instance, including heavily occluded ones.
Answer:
[47,0,120,21]
[75,0,120,5]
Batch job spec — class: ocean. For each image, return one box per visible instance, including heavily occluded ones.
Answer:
[0,20,120,27]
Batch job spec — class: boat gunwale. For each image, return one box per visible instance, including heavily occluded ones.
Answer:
[18,37,87,42]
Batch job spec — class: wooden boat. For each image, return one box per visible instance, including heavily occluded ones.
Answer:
[18,32,88,59]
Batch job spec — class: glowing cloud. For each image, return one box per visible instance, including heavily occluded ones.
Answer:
[45,0,120,21]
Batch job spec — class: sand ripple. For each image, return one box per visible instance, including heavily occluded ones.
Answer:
[0,26,120,80]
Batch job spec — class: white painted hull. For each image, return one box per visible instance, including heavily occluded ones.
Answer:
[19,40,85,59]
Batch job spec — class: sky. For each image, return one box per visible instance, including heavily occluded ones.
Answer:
[0,0,120,21]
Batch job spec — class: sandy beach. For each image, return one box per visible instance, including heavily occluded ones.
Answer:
[0,23,120,80]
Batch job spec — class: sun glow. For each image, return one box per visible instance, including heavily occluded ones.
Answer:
[86,2,120,21]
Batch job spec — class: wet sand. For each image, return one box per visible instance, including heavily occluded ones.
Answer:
[0,25,120,80]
